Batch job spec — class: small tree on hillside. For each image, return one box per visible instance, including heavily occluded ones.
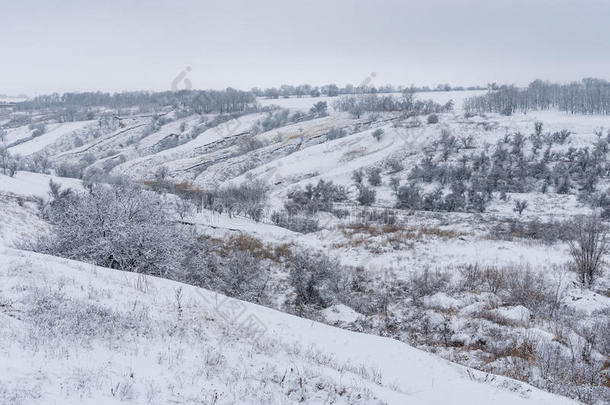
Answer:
[513,199,528,215]
[427,114,439,124]
[357,184,376,206]
[352,169,364,184]
[371,128,384,141]
[310,101,328,117]
[568,214,608,286]
[367,167,382,186]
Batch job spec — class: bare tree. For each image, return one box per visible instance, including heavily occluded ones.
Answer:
[0,145,9,175]
[568,214,608,286]
[513,199,528,215]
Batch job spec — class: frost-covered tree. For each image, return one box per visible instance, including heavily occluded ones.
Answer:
[0,145,10,175]
[42,181,186,276]
[310,101,328,117]
[513,199,528,215]
[569,214,608,286]
[356,184,376,206]
[366,167,382,186]
[371,128,384,141]
[351,170,364,186]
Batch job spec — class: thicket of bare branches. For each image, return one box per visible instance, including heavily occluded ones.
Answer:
[464,78,610,115]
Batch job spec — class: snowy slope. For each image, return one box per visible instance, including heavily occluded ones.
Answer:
[0,171,85,248]
[0,247,577,405]
[8,120,95,156]
[0,171,83,200]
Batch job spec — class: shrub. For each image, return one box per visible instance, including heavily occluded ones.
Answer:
[358,208,397,225]
[284,179,347,214]
[40,181,187,276]
[366,167,382,186]
[356,184,376,206]
[29,123,47,137]
[408,267,450,303]
[488,218,572,243]
[568,214,608,286]
[386,158,403,173]
[55,162,84,179]
[395,183,422,209]
[271,210,320,233]
[325,127,347,140]
[201,181,268,221]
[371,128,384,141]
[288,250,341,310]
[215,250,268,302]
[389,177,401,194]
[513,199,528,215]
[427,114,439,124]
[0,146,19,176]
[352,169,364,184]
[180,236,268,302]
[310,101,328,117]
[237,136,264,154]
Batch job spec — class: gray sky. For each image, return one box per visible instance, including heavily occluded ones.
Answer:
[2,0,610,96]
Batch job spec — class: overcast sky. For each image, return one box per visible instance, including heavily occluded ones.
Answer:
[2,0,610,96]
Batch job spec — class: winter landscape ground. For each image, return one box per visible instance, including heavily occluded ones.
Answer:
[1,82,609,405]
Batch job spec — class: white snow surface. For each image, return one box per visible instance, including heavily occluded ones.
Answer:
[0,171,82,200]
[8,120,94,156]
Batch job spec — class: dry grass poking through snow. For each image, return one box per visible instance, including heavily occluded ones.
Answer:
[334,223,468,251]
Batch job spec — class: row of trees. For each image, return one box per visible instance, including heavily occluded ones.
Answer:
[333,92,453,118]
[16,89,257,117]
[464,78,610,115]
[253,83,485,99]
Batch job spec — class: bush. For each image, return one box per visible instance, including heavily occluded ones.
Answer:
[366,167,382,186]
[489,218,572,243]
[356,184,376,206]
[310,101,328,117]
[288,250,341,311]
[203,181,268,221]
[500,106,513,116]
[179,236,269,302]
[371,128,384,141]
[251,108,313,134]
[237,136,264,154]
[395,183,422,209]
[513,199,528,215]
[29,123,47,137]
[55,162,84,179]
[40,181,187,276]
[568,214,608,286]
[325,127,347,140]
[358,208,397,225]
[284,179,347,214]
[386,158,403,173]
[427,114,439,124]
[271,210,320,233]
[0,146,20,177]
[408,267,450,303]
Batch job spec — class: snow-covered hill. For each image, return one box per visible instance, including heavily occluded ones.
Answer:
[1,90,609,403]
[0,247,577,405]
